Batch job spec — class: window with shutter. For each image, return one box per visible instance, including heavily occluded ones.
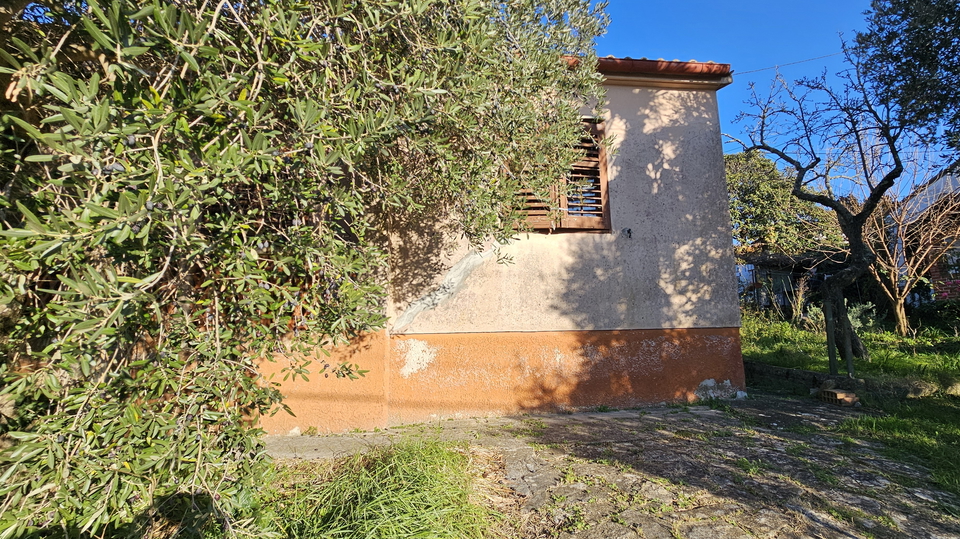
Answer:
[519,120,610,232]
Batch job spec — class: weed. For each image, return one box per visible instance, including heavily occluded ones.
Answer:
[702,398,735,414]
[560,465,588,485]
[505,418,547,438]
[937,501,960,518]
[812,468,840,486]
[595,405,617,413]
[302,426,318,436]
[827,505,857,523]
[785,443,808,457]
[674,429,708,441]
[562,505,590,532]
[824,502,890,534]
[784,424,819,435]
[675,492,697,509]
[745,311,960,496]
[838,397,960,495]
[525,418,548,429]
[735,458,764,476]
[645,502,673,515]
[260,440,495,539]
[742,310,960,382]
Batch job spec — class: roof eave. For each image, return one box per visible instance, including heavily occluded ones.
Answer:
[588,57,734,90]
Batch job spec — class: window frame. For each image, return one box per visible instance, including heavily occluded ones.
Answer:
[520,119,611,233]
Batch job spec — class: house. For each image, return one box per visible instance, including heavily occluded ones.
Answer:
[904,161,960,301]
[259,57,743,434]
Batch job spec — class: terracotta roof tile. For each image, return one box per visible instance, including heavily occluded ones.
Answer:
[597,56,732,77]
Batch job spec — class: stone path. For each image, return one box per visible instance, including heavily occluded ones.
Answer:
[265,390,960,538]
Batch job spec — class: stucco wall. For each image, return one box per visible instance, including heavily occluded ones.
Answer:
[258,78,745,435]
[258,331,388,435]
[386,328,743,426]
[388,84,740,335]
[259,327,744,434]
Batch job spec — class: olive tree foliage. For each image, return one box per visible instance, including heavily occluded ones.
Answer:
[857,0,960,150]
[0,0,608,535]
[726,150,842,256]
[734,53,924,377]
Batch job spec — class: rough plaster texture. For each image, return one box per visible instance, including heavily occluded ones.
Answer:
[259,79,745,435]
[257,331,388,435]
[259,327,743,434]
[389,84,740,335]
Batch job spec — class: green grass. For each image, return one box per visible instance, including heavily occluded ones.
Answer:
[740,310,960,382]
[251,440,496,539]
[838,397,960,495]
[742,310,960,496]
[734,457,764,476]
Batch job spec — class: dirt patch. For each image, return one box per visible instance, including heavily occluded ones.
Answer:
[266,389,960,538]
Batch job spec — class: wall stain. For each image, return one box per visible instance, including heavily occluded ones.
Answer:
[394,339,438,378]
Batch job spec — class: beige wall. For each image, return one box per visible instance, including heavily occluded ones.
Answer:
[388,83,740,335]
[259,78,745,435]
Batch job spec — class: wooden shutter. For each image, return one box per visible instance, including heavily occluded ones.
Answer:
[519,185,556,229]
[559,121,609,230]
[520,120,610,231]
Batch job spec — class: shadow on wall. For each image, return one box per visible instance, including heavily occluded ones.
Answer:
[386,214,457,309]
[516,89,742,411]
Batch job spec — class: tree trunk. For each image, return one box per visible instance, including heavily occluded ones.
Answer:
[822,279,866,376]
[893,299,910,336]
[837,298,856,377]
[823,293,840,376]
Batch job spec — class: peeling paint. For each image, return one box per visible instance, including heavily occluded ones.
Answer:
[694,378,739,400]
[395,339,438,378]
[554,348,565,366]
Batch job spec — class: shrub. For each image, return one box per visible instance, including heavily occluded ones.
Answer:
[848,301,879,333]
[0,0,607,535]
[912,299,960,330]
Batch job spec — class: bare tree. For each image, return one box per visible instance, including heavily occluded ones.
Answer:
[866,161,960,336]
[734,52,920,376]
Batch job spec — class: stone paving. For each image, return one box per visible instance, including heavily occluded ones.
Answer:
[265,390,960,538]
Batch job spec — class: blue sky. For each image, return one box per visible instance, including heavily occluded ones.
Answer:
[593,0,874,152]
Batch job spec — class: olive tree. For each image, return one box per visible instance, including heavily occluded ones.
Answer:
[0,0,608,535]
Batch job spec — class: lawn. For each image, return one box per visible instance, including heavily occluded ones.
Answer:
[740,309,960,385]
[741,308,960,497]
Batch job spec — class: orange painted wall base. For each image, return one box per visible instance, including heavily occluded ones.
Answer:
[258,328,743,435]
